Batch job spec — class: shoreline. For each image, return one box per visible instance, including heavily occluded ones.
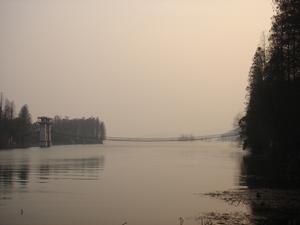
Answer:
[201,188,300,225]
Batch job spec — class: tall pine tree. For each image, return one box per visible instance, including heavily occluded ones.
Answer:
[241,0,300,155]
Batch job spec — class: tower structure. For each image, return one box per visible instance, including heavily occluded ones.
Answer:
[38,117,52,148]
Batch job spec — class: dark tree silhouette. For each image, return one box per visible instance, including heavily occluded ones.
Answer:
[17,105,32,147]
[18,105,31,124]
[240,0,300,155]
[99,121,106,141]
[51,116,105,145]
[0,95,32,149]
[0,93,106,149]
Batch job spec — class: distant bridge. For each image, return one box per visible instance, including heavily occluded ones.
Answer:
[42,131,238,144]
[106,132,238,142]
[35,116,239,146]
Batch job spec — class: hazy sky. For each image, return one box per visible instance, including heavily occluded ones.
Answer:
[0,0,273,137]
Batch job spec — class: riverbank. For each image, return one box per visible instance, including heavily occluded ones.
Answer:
[200,152,300,225]
[202,188,300,225]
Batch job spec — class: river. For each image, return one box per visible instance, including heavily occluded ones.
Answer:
[0,141,247,225]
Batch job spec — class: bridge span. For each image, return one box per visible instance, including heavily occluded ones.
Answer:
[106,132,238,142]
[34,117,239,145]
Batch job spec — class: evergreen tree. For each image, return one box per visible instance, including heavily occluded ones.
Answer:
[241,47,268,152]
[17,105,32,147]
[240,0,300,154]
[18,105,31,124]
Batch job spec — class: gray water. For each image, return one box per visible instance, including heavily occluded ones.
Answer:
[0,141,247,225]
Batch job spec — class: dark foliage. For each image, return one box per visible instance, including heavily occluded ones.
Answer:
[0,93,32,149]
[240,0,300,155]
[51,116,106,145]
[0,93,106,149]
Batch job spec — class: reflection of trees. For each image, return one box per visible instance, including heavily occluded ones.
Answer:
[0,156,105,194]
[18,165,29,185]
[0,164,30,190]
[240,154,300,224]
[39,164,50,178]
[0,165,13,188]
[38,156,105,180]
[237,0,300,222]
[240,154,300,189]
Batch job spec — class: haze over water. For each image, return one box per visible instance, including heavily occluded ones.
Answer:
[1,1,300,225]
[0,0,273,137]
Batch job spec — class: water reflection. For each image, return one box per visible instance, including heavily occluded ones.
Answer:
[0,164,30,189]
[0,155,105,191]
[240,153,300,224]
[38,157,105,180]
[0,143,246,225]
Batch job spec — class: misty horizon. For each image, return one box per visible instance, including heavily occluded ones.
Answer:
[0,0,273,137]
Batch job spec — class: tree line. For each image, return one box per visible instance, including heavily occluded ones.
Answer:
[51,116,106,145]
[0,93,106,149]
[239,0,300,155]
[0,93,32,149]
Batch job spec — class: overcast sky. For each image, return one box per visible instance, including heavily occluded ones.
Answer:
[0,0,273,137]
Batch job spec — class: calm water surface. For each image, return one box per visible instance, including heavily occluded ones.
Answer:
[0,141,246,225]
